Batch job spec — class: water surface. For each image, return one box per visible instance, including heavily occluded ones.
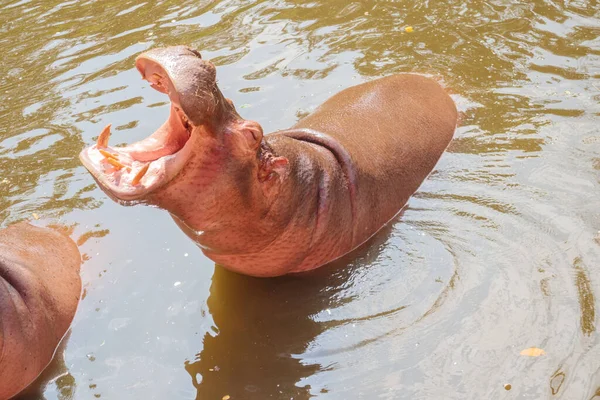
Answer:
[1,0,599,399]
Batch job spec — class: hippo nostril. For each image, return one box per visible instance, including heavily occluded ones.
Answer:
[189,48,202,59]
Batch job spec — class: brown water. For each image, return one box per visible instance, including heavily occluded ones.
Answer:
[1,0,599,399]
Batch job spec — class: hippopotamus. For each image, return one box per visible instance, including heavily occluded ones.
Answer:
[80,46,457,277]
[0,222,81,400]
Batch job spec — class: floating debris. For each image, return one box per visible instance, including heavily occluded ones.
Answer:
[520,347,545,357]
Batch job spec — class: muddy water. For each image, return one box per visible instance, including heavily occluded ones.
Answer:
[1,0,599,398]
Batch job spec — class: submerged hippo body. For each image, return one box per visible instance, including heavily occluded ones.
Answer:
[0,223,81,400]
[80,46,457,277]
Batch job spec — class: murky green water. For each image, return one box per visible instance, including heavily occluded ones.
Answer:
[1,0,599,399]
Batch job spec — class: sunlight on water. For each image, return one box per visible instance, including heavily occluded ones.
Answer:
[0,0,598,398]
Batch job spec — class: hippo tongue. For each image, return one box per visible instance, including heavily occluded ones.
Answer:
[122,103,191,162]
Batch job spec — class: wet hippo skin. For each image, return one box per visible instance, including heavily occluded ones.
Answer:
[80,46,457,277]
[0,223,81,400]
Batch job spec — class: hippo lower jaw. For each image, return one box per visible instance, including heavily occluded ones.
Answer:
[79,84,194,202]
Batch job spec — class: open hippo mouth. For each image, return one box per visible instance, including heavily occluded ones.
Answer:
[79,46,220,201]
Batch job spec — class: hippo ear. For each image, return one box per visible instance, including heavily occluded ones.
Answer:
[240,120,263,151]
[258,155,289,182]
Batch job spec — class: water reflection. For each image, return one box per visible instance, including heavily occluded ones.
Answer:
[186,222,396,399]
[573,257,596,336]
[186,267,324,399]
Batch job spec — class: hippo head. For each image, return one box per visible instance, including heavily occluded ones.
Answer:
[80,46,288,231]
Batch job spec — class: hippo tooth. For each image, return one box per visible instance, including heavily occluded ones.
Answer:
[132,163,150,186]
[105,158,126,170]
[98,149,118,160]
[97,124,111,147]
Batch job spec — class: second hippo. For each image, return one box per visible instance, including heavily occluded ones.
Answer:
[0,223,81,400]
